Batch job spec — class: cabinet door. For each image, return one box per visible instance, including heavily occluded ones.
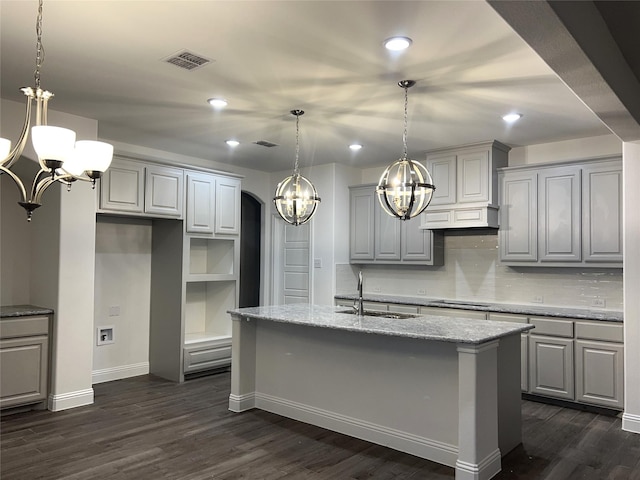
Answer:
[99,160,144,213]
[457,148,489,204]
[350,187,375,261]
[401,216,432,262]
[374,198,401,260]
[499,170,538,262]
[529,335,574,400]
[575,340,623,409]
[539,165,581,262]
[582,162,623,263]
[215,176,241,235]
[426,153,456,205]
[145,165,183,217]
[186,172,215,233]
[0,335,48,409]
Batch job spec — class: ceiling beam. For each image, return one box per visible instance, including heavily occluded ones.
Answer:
[488,0,640,142]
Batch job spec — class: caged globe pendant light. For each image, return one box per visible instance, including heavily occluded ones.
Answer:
[0,0,114,221]
[376,80,435,220]
[273,110,321,226]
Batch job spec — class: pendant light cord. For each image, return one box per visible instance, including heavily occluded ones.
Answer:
[294,112,300,175]
[402,84,409,161]
[34,0,44,90]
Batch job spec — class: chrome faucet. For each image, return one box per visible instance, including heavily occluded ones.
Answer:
[354,270,364,316]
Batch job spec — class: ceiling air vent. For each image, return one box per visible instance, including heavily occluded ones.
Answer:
[253,140,279,148]
[163,50,212,71]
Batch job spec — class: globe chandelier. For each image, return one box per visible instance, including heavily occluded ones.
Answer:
[0,0,114,221]
[376,80,435,220]
[273,110,321,226]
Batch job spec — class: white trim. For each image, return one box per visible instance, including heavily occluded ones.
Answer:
[91,362,150,384]
[622,413,640,434]
[253,392,458,468]
[455,449,502,480]
[228,393,256,412]
[48,388,94,411]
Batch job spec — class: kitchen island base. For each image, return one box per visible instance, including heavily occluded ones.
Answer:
[229,307,525,480]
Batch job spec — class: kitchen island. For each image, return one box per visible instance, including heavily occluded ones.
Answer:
[228,304,533,480]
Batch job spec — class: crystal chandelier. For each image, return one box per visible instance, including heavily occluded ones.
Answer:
[273,110,321,226]
[0,0,114,221]
[376,80,435,220]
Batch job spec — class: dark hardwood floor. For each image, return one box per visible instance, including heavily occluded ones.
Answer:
[2,371,639,479]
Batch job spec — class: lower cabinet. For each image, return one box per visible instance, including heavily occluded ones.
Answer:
[488,312,529,391]
[184,338,232,374]
[528,335,575,400]
[0,314,51,410]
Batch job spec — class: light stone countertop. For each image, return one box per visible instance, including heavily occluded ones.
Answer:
[334,294,624,323]
[1,305,54,318]
[228,304,533,345]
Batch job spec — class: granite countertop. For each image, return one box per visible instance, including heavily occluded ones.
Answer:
[229,304,533,345]
[334,293,624,323]
[1,305,54,318]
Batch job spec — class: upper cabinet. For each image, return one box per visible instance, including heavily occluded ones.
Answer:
[99,158,183,218]
[185,172,241,236]
[349,185,444,265]
[499,157,622,267]
[421,140,510,229]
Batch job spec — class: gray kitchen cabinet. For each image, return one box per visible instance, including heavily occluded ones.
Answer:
[582,161,623,263]
[0,314,51,410]
[575,321,624,409]
[528,317,574,400]
[349,185,443,265]
[499,157,622,267]
[99,159,184,218]
[186,172,241,235]
[419,306,487,320]
[421,140,510,229]
[538,165,582,263]
[489,312,529,392]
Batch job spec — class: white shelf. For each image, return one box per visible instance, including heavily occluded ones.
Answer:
[184,280,236,340]
[189,237,235,275]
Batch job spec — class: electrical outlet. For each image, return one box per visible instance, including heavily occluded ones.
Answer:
[108,306,120,317]
[372,286,381,293]
[592,298,606,308]
[533,296,544,304]
[417,289,426,295]
[313,258,322,268]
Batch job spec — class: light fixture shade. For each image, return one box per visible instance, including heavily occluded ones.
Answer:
[76,140,113,172]
[31,125,76,162]
[0,138,11,160]
[376,158,434,220]
[273,173,321,226]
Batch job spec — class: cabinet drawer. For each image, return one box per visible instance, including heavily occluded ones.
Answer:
[488,313,528,324]
[420,306,487,320]
[529,317,573,337]
[575,321,623,343]
[0,316,49,339]
[388,304,420,314]
[184,343,231,374]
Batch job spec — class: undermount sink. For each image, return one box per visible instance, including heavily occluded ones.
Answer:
[434,300,490,307]
[338,309,419,320]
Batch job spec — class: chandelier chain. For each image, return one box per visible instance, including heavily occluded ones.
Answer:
[34,0,44,89]
[294,112,300,175]
[402,84,409,160]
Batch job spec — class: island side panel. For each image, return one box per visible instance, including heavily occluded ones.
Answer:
[229,314,257,412]
[251,320,461,467]
[496,333,523,456]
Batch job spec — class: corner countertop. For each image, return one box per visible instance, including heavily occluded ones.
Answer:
[1,305,54,318]
[229,304,533,345]
[334,293,623,323]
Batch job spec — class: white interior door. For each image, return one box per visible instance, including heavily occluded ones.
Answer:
[271,215,310,305]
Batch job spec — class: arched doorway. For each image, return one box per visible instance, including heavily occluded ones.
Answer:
[240,192,262,307]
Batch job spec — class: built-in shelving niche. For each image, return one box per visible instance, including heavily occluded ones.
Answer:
[184,280,236,344]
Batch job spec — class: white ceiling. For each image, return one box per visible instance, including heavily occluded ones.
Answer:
[0,1,613,173]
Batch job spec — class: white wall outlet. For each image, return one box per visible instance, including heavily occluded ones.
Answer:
[417,289,426,295]
[108,305,120,317]
[313,258,322,268]
[97,326,115,346]
[592,298,606,308]
[372,286,381,293]
[533,296,544,304]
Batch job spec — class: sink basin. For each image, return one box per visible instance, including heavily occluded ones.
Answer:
[337,309,418,320]
[434,300,490,307]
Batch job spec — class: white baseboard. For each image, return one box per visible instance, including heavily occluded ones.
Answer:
[253,392,459,468]
[92,362,149,384]
[622,412,640,434]
[48,388,94,412]
[228,393,256,412]
[456,449,502,480]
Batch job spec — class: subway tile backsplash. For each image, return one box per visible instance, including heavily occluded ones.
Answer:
[336,230,623,311]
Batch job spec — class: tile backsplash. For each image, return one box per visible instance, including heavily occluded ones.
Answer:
[336,230,623,311]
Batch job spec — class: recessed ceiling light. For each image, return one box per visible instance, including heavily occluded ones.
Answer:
[502,113,523,123]
[208,98,228,108]
[384,36,412,51]
[226,140,239,147]
[349,144,363,151]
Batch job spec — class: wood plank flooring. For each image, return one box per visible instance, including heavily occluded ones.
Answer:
[2,371,639,479]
